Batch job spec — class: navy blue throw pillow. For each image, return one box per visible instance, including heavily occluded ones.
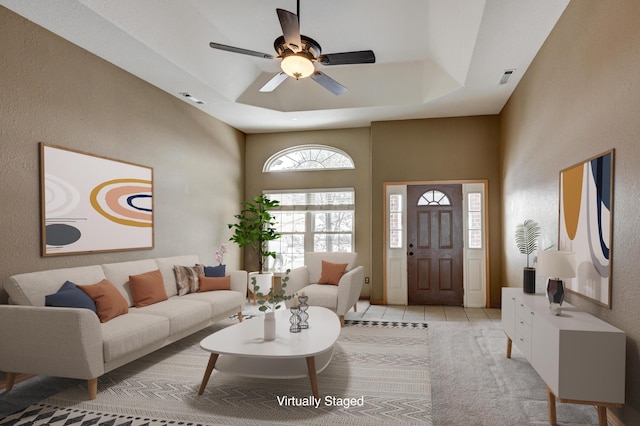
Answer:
[204,264,226,278]
[45,280,97,313]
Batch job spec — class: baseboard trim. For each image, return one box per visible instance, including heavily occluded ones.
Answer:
[608,405,640,426]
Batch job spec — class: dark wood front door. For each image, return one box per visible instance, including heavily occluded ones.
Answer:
[407,184,463,305]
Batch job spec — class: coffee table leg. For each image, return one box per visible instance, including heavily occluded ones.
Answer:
[198,353,219,395]
[306,356,319,399]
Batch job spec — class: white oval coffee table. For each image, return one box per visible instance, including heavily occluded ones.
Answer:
[197,306,341,398]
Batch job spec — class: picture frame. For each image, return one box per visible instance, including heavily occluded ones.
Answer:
[558,149,614,308]
[40,143,154,256]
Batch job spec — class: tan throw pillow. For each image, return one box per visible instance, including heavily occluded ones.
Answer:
[129,269,168,307]
[173,265,204,295]
[318,261,348,285]
[198,275,231,292]
[78,279,129,323]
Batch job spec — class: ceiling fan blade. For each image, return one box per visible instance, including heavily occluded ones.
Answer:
[209,42,275,59]
[259,72,289,92]
[311,71,347,96]
[276,8,302,53]
[318,50,376,66]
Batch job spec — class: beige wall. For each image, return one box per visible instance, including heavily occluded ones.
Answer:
[500,0,640,411]
[245,128,372,295]
[0,7,245,303]
[371,116,502,305]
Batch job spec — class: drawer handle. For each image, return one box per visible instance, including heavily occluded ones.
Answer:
[520,321,524,325]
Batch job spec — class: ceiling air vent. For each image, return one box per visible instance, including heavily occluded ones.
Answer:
[498,69,516,85]
[179,92,205,104]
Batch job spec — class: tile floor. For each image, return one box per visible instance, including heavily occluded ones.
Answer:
[243,299,502,323]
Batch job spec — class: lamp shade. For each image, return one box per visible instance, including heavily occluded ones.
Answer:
[281,54,315,79]
[537,251,576,279]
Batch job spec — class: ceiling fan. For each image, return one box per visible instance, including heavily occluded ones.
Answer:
[208,1,375,95]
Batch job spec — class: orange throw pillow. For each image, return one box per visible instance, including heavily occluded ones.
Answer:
[129,269,168,307]
[318,261,348,285]
[79,279,129,323]
[198,275,231,292]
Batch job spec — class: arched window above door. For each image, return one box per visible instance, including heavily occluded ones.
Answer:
[263,145,355,172]
[416,189,451,206]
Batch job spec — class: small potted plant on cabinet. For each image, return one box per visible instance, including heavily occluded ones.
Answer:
[515,219,541,294]
[228,194,281,303]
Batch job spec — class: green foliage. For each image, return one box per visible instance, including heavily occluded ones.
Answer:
[228,194,281,272]
[252,269,294,312]
[515,219,541,268]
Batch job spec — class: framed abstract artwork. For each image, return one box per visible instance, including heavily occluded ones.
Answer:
[558,149,614,308]
[40,143,154,256]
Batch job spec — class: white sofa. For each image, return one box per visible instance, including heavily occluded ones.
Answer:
[0,255,246,399]
[285,252,364,327]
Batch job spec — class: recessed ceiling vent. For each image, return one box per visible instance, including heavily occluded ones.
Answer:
[498,69,516,85]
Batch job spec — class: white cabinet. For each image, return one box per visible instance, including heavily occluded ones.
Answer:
[501,288,625,425]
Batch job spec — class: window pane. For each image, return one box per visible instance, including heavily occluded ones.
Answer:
[267,235,305,271]
[390,230,402,249]
[468,230,482,249]
[272,211,306,232]
[468,211,482,229]
[417,189,451,206]
[314,234,352,252]
[468,192,482,211]
[265,145,355,172]
[314,211,353,232]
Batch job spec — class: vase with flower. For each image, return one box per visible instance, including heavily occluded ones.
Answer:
[204,244,228,277]
[252,269,294,341]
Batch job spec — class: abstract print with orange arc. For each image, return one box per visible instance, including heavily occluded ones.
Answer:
[561,164,584,241]
[90,179,153,227]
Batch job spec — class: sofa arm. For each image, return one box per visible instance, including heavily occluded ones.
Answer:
[336,266,365,316]
[283,266,310,308]
[229,270,248,296]
[0,305,104,380]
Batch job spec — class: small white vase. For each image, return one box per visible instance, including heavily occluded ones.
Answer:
[264,311,276,341]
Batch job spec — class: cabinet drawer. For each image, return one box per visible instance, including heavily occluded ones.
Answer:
[517,301,534,326]
[515,318,532,360]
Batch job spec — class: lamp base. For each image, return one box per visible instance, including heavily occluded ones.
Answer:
[547,279,565,316]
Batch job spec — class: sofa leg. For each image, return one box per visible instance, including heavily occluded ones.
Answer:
[340,315,345,327]
[353,303,357,312]
[4,372,16,391]
[88,378,98,400]
[237,311,243,322]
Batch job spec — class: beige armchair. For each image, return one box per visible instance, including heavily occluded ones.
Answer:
[285,252,364,327]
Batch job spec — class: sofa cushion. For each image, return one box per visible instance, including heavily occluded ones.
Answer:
[181,290,244,322]
[129,269,168,307]
[296,283,338,310]
[5,265,107,307]
[305,252,357,284]
[45,280,97,313]
[101,313,170,363]
[130,298,211,336]
[79,279,129,323]
[173,265,204,295]
[203,264,226,277]
[101,259,159,306]
[154,255,200,298]
[198,275,231,292]
[318,261,348,285]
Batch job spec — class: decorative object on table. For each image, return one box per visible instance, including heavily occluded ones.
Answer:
[252,269,293,340]
[537,250,576,315]
[40,143,153,256]
[204,243,228,277]
[559,149,614,308]
[515,219,541,294]
[298,293,309,329]
[289,305,301,333]
[263,311,276,341]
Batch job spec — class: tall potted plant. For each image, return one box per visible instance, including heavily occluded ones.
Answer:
[515,219,541,294]
[228,195,281,300]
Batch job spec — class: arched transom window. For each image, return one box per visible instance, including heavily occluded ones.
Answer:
[264,145,355,172]
[417,189,451,206]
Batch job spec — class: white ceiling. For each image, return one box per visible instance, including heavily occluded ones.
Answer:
[1,0,569,134]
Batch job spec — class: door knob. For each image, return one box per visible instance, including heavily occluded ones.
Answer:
[409,243,414,248]
[408,251,414,256]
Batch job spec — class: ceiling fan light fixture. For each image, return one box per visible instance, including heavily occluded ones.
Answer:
[280,54,314,79]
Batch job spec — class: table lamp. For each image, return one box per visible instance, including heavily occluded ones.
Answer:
[536,250,576,315]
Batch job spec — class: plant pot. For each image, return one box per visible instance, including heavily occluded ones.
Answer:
[248,272,274,305]
[523,267,536,294]
[263,311,276,341]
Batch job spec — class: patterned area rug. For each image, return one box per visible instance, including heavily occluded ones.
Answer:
[1,320,430,426]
